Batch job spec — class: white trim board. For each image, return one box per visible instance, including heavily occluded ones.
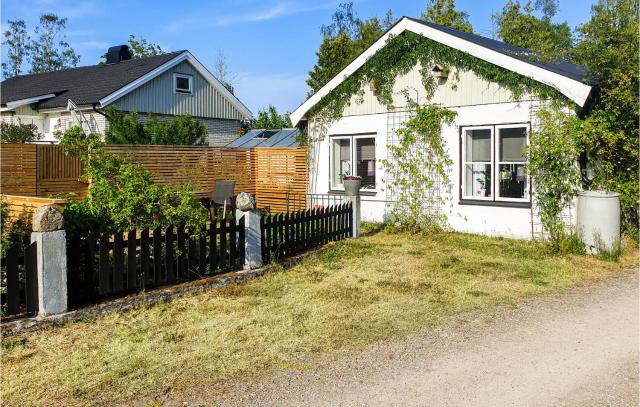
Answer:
[3,93,56,111]
[99,51,252,118]
[290,17,593,126]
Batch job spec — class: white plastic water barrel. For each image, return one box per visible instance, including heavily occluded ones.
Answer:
[576,191,621,253]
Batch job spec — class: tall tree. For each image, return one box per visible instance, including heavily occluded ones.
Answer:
[421,0,473,33]
[127,35,164,58]
[492,0,572,60]
[307,3,394,94]
[28,13,80,73]
[251,105,292,129]
[212,49,237,93]
[100,35,164,63]
[572,0,639,231]
[534,0,558,20]
[1,20,29,78]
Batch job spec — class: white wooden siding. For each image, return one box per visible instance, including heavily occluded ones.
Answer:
[341,61,533,117]
[111,60,247,120]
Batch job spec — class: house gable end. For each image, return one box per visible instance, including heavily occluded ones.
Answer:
[109,59,248,121]
[291,17,593,125]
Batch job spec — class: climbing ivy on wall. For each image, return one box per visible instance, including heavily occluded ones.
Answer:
[381,104,457,232]
[308,30,571,130]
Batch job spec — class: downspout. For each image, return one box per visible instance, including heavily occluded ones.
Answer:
[92,103,107,117]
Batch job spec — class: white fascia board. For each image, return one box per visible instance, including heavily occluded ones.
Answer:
[184,53,253,118]
[99,51,252,118]
[5,93,56,109]
[290,24,404,126]
[290,17,593,126]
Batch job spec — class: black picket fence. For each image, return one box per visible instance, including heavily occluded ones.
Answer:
[1,238,38,318]
[66,217,244,307]
[261,203,353,263]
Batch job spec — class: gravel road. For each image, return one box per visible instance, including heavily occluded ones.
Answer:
[212,271,638,407]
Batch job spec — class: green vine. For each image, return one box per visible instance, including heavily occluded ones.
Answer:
[308,31,571,129]
[527,103,581,250]
[381,104,457,232]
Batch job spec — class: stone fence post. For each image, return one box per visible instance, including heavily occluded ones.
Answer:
[344,189,361,238]
[235,192,263,270]
[31,205,67,316]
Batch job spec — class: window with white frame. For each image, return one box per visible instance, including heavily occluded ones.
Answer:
[173,73,193,94]
[330,134,376,190]
[461,124,529,203]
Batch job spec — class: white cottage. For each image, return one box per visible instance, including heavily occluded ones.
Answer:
[291,17,595,239]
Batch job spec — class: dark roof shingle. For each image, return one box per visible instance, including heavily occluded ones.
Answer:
[405,17,589,83]
[1,51,184,109]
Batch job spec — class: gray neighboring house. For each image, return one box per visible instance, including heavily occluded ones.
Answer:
[0,46,252,145]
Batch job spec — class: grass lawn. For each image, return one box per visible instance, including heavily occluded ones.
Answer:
[2,229,637,406]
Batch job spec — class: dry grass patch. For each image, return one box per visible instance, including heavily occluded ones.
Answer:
[2,230,636,406]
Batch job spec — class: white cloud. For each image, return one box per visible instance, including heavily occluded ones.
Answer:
[214,2,293,27]
[214,1,339,27]
[164,0,339,33]
[78,40,110,49]
[233,72,309,115]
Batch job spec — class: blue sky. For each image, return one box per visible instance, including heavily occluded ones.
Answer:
[1,0,596,115]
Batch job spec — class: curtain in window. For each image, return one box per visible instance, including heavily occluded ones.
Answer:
[356,138,375,189]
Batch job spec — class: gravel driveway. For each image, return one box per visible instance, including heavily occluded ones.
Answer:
[211,271,638,407]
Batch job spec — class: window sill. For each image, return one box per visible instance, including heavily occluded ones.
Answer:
[329,189,378,197]
[458,199,531,208]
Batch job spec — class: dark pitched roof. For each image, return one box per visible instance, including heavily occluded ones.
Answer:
[1,51,184,109]
[404,17,589,83]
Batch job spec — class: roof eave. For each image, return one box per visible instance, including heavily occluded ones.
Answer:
[3,93,57,110]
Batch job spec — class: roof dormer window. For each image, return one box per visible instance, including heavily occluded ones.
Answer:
[173,73,193,94]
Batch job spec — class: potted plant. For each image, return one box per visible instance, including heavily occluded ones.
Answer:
[343,175,362,196]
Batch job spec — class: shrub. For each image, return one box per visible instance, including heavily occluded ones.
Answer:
[0,121,43,143]
[527,104,581,249]
[0,198,31,257]
[103,107,207,146]
[58,126,208,237]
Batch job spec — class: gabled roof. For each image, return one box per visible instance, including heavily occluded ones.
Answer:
[1,51,252,117]
[291,17,594,126]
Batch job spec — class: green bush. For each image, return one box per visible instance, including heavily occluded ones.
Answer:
[58,126,208,237]
[0,198,30,257]
[544,232,586,256]
[0,121,43,143]
[103,107,207,146]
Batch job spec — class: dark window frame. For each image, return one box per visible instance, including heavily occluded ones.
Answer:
[458,122,532,208]
[173,73,193,94]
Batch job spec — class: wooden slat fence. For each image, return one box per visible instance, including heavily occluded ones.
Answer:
[261,203,352,263]
[36,144,86,197]
[1,238,38,318]
[66,217,245,307]
[1,144,37,196]
[1,144,308,213]
[103,146,256,194]
[254,148,308,212]
[2,195,67,223]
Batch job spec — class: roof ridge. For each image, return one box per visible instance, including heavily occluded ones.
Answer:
[2,50,186,82]
[402,16,583,73]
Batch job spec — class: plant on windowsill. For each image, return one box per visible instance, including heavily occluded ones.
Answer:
[343,175,362,196]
